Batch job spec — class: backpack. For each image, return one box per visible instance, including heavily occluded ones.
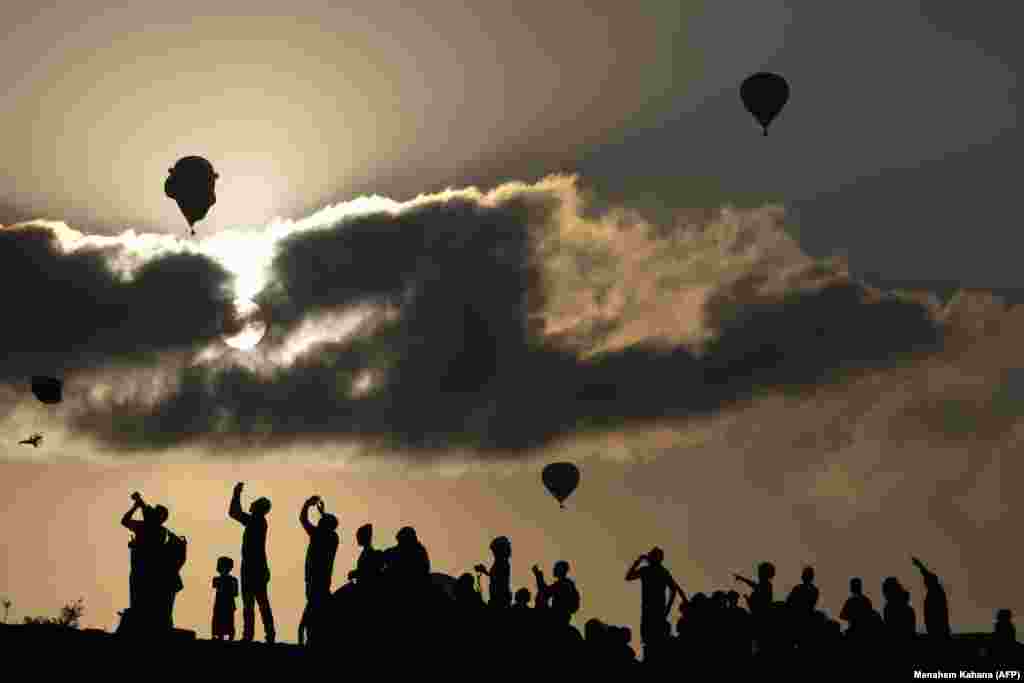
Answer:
[166,531,187,572]
[565,580,581,615]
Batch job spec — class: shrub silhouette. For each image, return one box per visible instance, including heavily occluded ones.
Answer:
[23,598,84,628]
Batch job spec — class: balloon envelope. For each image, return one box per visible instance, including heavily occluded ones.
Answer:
[165,156,218,227]
[740,72,789,135]
[542,462,580,507]
[31,376,62,404]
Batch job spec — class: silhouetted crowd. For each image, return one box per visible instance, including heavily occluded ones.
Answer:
[117,485,1022,668]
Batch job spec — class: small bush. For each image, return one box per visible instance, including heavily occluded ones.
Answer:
[23,598,84,628]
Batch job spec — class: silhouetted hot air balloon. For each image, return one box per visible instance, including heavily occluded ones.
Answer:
[165,156,219,235]
[31,376,62,404]
[542,462,580,509]
[740,72,790,136]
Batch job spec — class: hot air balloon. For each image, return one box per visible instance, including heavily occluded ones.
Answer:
[542,462,580,509]
[740,72,790,136]
[165,156,219,235]
[31,376,62,404]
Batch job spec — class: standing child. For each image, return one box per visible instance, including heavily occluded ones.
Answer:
[474,536,512,609]
[212,556,239,641]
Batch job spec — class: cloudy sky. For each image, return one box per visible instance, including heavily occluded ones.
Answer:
[1,2,1021,641]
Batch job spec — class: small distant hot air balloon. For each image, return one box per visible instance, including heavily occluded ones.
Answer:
[740,72,790,136]
[165,156,219,235]
[542,462,580,510]
[31,376,62,404]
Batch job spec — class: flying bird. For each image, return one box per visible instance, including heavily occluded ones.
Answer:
[19,433,43,448]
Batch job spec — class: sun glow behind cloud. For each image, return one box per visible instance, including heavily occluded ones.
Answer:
[18,193,414,306]
[197,306,377,373]
[3,174,964,474]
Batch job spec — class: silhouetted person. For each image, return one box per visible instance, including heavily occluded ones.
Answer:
[786,566,819,615]
[735,562,775,652]
[726,589,752,659]
[677,592,709,656]
[384,526,430,581]
[349,523,385,587]
[298,495,339,647]
[911,557,950,640]
[786,566,820,647]
[160,520,187,631]
[840,577,875,640]
[615,625,637,664]
[706,590,732,658]
[513,587,531,609]
[381,526,431,630]
[881,577,915,644]
[994,609,1017,659]
[229,482,276,643]
[455,572,486,610]
[121,492,176,633]
[625,547,682,663]
[532,564,550,611]
[533,560,580,626]
[474,536,512,609]
[734,561,775,617]
[584,618,606,651]
[338,523,384,640]
[212,557,238,641]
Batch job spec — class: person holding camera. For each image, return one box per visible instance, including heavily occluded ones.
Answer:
[229,482,276,643]
[121,491,185,634]
[298,495,338,646]
[626,547,684,663]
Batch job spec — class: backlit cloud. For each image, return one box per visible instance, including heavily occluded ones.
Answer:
[0,176,959,461]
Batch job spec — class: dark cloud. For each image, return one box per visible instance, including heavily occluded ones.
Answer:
[702,269,944,390]
[0,223,235,382]
[63,187,946,456]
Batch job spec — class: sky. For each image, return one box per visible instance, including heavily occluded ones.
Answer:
[1,1,1021,641]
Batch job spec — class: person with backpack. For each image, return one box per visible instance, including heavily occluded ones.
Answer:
[121,492,185,634]
[532,560,580,626]
[161,524,187,630]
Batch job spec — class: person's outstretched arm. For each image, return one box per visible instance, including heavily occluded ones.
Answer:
[734,573,756,589]
[532,565,548,606]
[625,556,644,581]
[665,571,683,619]
[121,497,144,531]
[229,482,251,526]
[300,497,317,536]
[912,556,937,582]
